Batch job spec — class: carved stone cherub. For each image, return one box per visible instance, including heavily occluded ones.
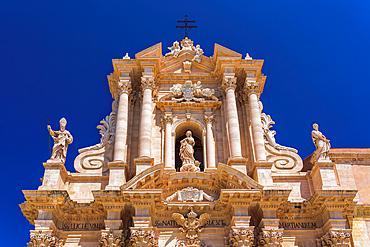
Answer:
[47,118,73,164]
[172,207,210,245]
[165,41,181,58]
[192,44,204,63]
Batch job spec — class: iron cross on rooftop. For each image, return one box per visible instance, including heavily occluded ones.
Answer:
[176,15,197,38]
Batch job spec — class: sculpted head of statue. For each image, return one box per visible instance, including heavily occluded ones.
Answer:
[60,117,67,131]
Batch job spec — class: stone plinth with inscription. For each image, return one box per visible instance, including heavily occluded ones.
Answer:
[21,33,370,247]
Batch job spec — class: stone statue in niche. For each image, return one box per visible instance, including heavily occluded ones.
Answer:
[179,131,200,172]
[165,41,181,58]
[311,123,331,162]
[47,117,73,164]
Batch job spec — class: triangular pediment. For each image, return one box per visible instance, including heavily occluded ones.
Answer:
[161,53,214,74]
[213,43,242,59]
[135,43,162,58]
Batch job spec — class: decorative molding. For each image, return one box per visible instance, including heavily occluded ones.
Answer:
[244,80,261,96]
[141,76,156,90]
[204,114,215,125]
[117,79,132,95]
[222,77,237,91]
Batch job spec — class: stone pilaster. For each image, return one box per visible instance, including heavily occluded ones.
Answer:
[222,73,242,158]
[113,76,132,162]
[162,114,174,171]
[204,113,216,171]
[245,79,266,162]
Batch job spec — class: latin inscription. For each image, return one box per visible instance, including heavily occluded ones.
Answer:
[153,219,226,227]
[62,222,104,231]
[279,222,316,229]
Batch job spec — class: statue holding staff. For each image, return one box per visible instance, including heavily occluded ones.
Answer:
[47,117,73,164]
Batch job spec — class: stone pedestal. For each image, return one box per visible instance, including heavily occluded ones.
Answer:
[228,158,248,174]
[310,161,341,190]
[134,157,154,175]
[251,161,274,187]
[38,160,68,190]
[106,161,127,190]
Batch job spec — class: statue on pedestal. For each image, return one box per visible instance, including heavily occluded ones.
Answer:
[47,118,73,164]
[311,123,331,162]
[179,130,200,172]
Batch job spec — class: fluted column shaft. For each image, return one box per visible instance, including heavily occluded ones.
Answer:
[223,76,242,158]
[246,81,266,161]
[163,115,173,169]
[139,76,155,158]
[204,114,216,169]
[114,78,131,162]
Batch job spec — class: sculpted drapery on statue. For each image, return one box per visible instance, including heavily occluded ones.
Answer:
[311,123,331,162]
[47,117,73,164]
[179,130,200,172]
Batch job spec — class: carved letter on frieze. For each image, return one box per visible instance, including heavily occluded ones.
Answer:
[27,230,62,247]
[129,229,157,247]
[100,230,125,247]
[316,229,351,247]
[257,229,283,247]
[227,228,254,247]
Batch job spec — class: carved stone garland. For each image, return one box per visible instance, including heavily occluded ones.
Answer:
[257,229,283,247]
[129,229,157,247]
[227,227,254,247]
[316,229,351,247]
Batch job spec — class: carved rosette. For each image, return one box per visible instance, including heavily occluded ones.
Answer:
[129,229,157,247]
[244,80,261,97]
[204,114,214,125]
[222,77,237,91]
[118,79,132,95]
[316,229,351,247]
[27,230,62,247]
[100,230,125,247]
[257,229,283,247]
[227,227,254,247]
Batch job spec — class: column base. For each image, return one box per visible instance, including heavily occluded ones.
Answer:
[227,157,248,174]
[311,161,341,190]
[38,160,68,190]
[134,157,154,175]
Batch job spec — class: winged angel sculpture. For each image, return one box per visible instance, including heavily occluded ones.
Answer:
[172,207,210,246]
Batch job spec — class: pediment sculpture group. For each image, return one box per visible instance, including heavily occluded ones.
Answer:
[165,37,204,63]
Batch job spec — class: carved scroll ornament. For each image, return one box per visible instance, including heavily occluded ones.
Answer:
[261,112,303,173]
[74,101,117,174]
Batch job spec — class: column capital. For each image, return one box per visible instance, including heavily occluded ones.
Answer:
[141,76,155,90]
[244,79,261,97]
[161,114,173,124]
[204,114,215,125]
[117,79,132,95]
[222,77,237,91]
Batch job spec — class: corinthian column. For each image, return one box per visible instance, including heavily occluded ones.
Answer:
[162,114,174,170]
[114,77,132,162]
[139,75,155,158]
[204,114,216,169]
[223,74,242,158]
[245,80,266,161]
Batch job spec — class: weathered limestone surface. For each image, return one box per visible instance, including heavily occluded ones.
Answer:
[21,37,370,246]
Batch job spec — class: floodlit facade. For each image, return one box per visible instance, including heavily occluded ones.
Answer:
[21,37,370,246]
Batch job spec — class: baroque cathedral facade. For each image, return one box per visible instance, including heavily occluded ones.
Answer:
[21,37,370,246]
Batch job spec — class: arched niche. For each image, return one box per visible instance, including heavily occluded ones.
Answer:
[173,119,206,172]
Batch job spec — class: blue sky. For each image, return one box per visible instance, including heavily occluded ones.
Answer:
[1,0,370,244]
